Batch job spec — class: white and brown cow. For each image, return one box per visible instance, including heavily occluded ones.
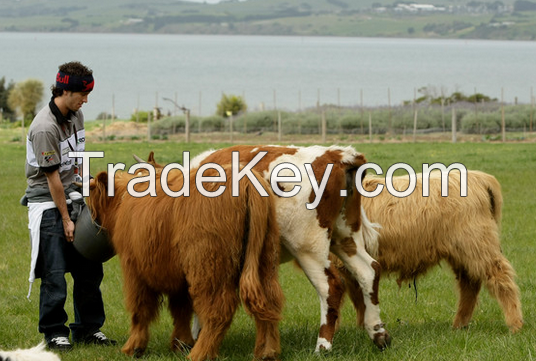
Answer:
[141,145,391,351]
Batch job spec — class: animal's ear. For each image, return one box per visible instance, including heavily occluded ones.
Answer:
[148,151,164,168]
[351,154,368,183]
[95,171,109,190]
[355,153,367,168]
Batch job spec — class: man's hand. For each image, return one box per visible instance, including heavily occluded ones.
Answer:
[45,169,75,242]
[63,218,75,242]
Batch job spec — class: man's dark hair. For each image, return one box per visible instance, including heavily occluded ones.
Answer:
[51,61,93,98]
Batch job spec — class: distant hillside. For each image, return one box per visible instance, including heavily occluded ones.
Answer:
[1,0,536,40]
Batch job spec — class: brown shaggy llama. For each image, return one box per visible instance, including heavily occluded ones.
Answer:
[336,170,523,333]
[86,166,284,360]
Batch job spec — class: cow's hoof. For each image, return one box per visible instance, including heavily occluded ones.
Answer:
[373,330,391,351]
[314,337,332,353]
[133,348,145,358]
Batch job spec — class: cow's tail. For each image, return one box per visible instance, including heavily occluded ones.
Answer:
[345,151,380,258]
[239,176,284,323]
[472,170,503,227]
[486,173,503,227]
[361,206,381,258]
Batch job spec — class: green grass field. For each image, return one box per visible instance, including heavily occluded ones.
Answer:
[1,129,535,360]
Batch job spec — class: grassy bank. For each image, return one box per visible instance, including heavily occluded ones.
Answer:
[2,0,536,40]
[1,135,535,360]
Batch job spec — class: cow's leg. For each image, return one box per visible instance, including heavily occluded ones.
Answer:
[293,252,344,352]
[483,255,523,332]
[331,236,390,350]
[451,266,482,330]
[168,291,195,354]
[187,283,239,361]
[451,255,522,333]
[121,272,160,357]
[252,315,281,361]
[335,262,366,328]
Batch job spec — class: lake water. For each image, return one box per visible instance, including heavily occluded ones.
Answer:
[1,32,535,120]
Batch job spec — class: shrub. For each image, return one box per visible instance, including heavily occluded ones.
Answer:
[130,111,149,123]
[461,105,533,133]
[201,115,225,132]
[216,93,247,117]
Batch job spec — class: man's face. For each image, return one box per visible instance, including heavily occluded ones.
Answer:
[64,90,90,112]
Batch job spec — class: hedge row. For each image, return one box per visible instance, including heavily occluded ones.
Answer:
[149,103,535,135]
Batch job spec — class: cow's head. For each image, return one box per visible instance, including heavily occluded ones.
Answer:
[84,171,116,228]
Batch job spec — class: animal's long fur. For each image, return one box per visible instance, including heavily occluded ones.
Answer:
[138,147,390,351]
[0,342,60,361]
[336,170,523,332]
[190,146,390,350]
[87,165,284,360]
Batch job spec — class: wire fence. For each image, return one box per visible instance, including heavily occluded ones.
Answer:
[130,102,534,143]
[90,87,536,143]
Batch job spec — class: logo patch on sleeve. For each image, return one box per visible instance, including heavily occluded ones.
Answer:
[42,151,56,163]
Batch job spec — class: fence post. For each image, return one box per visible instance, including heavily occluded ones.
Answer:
[360,89,364,134]
[501,88,506,142]
[369,112,372,143]
[451,108,457,143]
[337,88,342,134]
[278,111,282,142]
[136,95,140,123]
[147,111,151,142]
[441,90,445,132]
[387,87,392,136]
[229,112,233,143]
[530,87,534,133]
[317,89,321,134]
[474,87,479,134]
[413,109,418,143]
[198,91,202,133]
[185,109,190,143]
[111,94,115,123]
[321,109,326,143]
[102,115,106,143]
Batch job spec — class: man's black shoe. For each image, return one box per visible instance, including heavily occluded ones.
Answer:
[47,336,73,352]
[77,331,117,346]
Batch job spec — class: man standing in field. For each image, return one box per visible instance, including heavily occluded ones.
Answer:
[22,61,115,351]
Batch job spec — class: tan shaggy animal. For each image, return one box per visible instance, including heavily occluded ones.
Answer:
[336,170,523,333]
[86,165,284,360]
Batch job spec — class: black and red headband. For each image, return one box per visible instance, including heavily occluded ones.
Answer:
[56,71,94,92]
